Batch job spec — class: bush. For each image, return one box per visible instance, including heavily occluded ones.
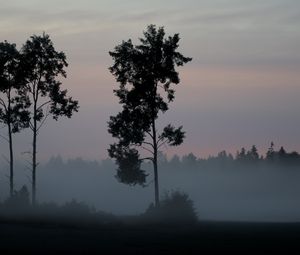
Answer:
[3,185,30,209]
[0,197,118,227]
[143,191,198,224]
[61,199,94,216]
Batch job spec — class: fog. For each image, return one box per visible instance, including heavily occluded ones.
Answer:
[1,151,300,222]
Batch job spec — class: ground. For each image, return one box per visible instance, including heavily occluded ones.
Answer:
[1,220,300,254]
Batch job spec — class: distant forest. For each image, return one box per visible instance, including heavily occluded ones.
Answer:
[41,143,300,172]
[165,143,300,170]
[1,142,300,218]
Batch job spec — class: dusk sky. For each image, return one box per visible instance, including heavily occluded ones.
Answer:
[1,0,300,161]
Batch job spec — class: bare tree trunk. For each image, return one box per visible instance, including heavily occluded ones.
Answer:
[8,122,14,198]
[7,89,14,198]
[32,100,37,205]
[152,118,159,207]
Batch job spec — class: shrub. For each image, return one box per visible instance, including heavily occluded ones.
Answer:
[3,185,30,209]
[143,190,198,224]
[61,199,94,215]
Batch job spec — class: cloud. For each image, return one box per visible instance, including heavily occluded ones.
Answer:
[170,0,300,30]
[0,5,112,35]
[116,11,161,23]
[2,0,300,36]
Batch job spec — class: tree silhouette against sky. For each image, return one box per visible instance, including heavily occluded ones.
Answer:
[0,41,30,197]
[108,25,191,206]
[19,33,79,204]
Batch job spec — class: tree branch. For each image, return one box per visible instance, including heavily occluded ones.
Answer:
[37,110,50,133]
[146,131,153,139]
[37,100,51,111]
[158,139,169,149]
[28,121,34,131]
[0,134,9,143]
[141,145,154,155]
[0,98,7,110]
[157,136,165,144]
[2,154,9,164]
[140,157,154,162]
[142,141,154,148]
[36,72,43,98]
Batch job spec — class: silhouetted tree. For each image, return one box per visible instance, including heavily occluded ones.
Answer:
[0,41,30,197]
[182,153,198,169]
[266,142,275,162]
[247,145,259,162]
[19,33,79,204]
[278,146,287,159]
[287,151,300,164]
[236,147,246,162]
[108,25,191,206]
[213,150,234,168]
[4,185,30,208]
[217,150,227,159]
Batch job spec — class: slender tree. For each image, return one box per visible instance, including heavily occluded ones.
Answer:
[266,142,275,161]
[108,25,191,207]
[20,33,79,204]
[247,145,259,161]
[0,41,30,197]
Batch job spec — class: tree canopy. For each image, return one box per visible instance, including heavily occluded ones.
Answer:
[19,33,79,204]
[108,25,191,205]
[0,41,30,197]
[0,41,30,133]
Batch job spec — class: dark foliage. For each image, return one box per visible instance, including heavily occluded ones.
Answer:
[17,33,79,204]
[0,41,30,131]
[20,33,79,122]
[110,146,148,185]
[143,191,197,224]
[0,198,117,227]
[3,185,30,209]
[0,41,30,197]
[108,24,191,206]
[160,124,185,146]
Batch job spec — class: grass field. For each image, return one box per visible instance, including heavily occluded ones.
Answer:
[1,219,300,254]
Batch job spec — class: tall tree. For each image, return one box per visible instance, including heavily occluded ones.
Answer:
[0,41,30,197]
[247,145,259,161]
[266,142,275,161]
[108,25,191,207]
[20,33,79,204]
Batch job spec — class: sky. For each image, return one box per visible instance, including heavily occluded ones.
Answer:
[0,0,300,161]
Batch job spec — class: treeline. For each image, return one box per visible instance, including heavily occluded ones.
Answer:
[157,143,300,171]
[32,143,300,173]
[1,143,298,205]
